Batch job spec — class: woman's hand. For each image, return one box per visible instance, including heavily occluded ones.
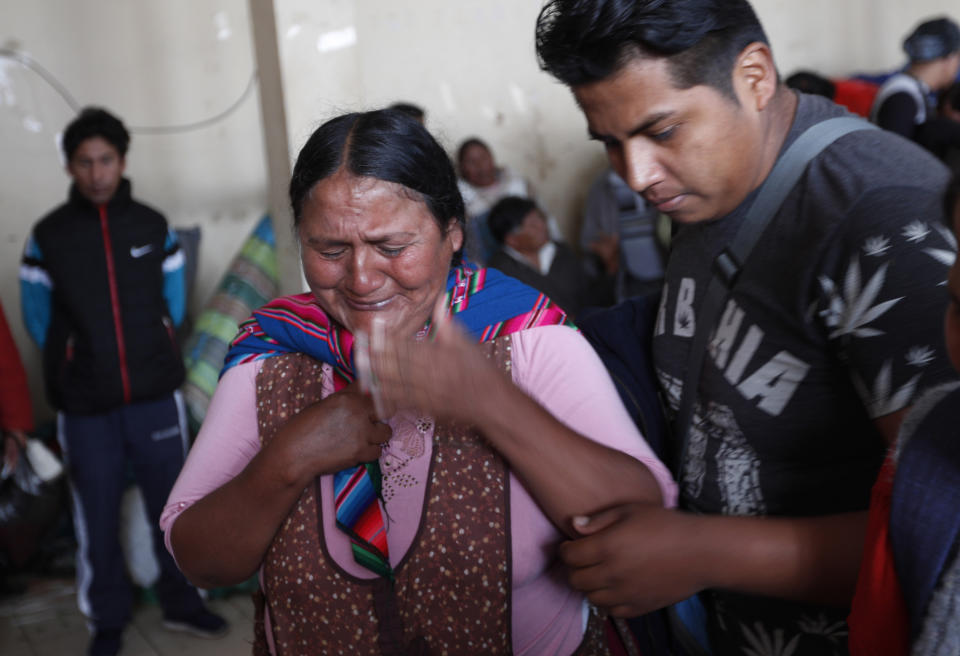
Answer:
[275,382,392,482]
[169,381,390,589]
[361,309,505,425]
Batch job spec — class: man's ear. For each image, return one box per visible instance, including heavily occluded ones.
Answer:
[733,42,778,112]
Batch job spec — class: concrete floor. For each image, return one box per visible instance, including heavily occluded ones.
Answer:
[0,577,255,656]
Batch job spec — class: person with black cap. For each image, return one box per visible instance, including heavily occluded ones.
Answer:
[871,16,960,156]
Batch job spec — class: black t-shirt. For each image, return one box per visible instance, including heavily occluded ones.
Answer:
[653,92,955,654]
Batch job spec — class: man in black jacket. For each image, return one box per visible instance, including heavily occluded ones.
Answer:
[19,108,226,656]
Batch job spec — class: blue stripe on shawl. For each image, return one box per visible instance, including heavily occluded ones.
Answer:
[221,266,555,377]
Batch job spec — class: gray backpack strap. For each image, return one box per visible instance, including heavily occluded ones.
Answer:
[672,116,877,474]
[612,174,665,285]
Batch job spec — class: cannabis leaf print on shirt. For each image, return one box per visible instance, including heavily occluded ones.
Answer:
[741,622,801,656]
[795,614,847,656]
[817,228,952,419]
[862,235,891,257]
[817,256,903,339]
[853,359,922,418]
[924,224,957,272]
[902,220,931,243]
[905,345,936,367]
[795,613,848,642]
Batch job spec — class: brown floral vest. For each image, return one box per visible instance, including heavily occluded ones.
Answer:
[251,339,612,655]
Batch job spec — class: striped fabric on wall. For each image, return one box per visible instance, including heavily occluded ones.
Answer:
[180,216,278,435]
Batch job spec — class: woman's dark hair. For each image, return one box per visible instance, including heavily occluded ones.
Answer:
[535,0,770,100]
[290,109,466,265]
[456,137,491,169]
[62,107,130,162]
[903,17,960,63]
[488,196,539,244]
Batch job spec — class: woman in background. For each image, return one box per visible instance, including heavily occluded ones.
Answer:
[456,137,562,263]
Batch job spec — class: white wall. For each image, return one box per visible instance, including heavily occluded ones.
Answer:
[275,0,958,239]
[756,0,956,76]
[1,0,957,422]
[1,0,267,420]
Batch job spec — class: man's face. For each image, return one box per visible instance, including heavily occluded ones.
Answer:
[573,56,768,224]
[67,136,125,206]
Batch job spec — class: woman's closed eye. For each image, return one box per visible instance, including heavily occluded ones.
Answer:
[377,244,407,257]
[316,247,347,260]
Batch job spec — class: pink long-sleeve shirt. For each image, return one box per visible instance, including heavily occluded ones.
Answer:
[161,325,677,655]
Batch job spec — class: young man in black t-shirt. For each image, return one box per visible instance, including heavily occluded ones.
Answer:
[536,1,956,652]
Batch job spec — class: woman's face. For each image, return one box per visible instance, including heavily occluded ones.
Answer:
[299,170,463,337]
[459,143,497,188]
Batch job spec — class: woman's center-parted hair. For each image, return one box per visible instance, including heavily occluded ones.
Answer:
[289,108,467,266]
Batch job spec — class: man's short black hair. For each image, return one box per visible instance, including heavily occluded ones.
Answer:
[488,196,539,245]
[535,0,770,100]
[62,107,130,162]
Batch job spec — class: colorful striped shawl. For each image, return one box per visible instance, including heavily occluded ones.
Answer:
[222,265,574,383]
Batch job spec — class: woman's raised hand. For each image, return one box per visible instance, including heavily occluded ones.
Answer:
[359,303,506,425]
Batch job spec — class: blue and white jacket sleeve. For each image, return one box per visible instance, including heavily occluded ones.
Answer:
[20,234,52,349]
[162,228,186,328]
